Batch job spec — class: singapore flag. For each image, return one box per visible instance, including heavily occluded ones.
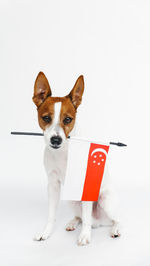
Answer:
[61,137,109,201]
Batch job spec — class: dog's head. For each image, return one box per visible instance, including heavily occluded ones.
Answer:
[33,72,84,149]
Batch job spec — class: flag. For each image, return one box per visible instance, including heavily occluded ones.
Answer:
[61,137,109,201]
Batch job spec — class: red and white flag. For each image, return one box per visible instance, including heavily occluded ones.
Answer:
[61,137,109,201]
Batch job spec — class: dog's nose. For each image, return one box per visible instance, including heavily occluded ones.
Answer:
[50,136,62,148]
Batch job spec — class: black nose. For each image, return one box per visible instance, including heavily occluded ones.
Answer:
[50,136,62,147]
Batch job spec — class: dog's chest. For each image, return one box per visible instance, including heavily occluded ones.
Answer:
[44,145,68,183]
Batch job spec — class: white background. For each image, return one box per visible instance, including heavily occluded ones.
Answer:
[0,0,150,265]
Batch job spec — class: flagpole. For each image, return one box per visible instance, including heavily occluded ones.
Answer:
[11,131,44,136]
[67,136,127,147]
[11,131,127,147]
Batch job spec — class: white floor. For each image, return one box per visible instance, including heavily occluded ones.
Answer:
[1,185,150,266]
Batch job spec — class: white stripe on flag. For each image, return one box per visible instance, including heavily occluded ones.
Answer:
[61,138,90,200]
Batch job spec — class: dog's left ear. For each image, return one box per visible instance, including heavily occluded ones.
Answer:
[68,75,84,109]
[32,72,52,107]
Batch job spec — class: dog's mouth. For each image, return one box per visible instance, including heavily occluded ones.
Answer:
[49,144,61,149]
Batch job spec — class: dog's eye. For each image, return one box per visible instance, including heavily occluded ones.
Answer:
[42,116,51,123]
[63,117,73,125]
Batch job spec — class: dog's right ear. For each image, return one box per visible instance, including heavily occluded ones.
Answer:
[32,72,52,107]
[68,75,84,109]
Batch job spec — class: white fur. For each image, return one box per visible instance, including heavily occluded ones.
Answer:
[34,102,121,244]
[44,102,66,148]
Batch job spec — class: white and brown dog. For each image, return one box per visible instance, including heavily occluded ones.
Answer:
[33,72,121,245]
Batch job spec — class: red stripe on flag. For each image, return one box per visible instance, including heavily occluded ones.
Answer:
[81,143,109,201]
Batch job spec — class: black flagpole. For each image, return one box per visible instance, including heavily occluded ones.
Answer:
[11,131,43,136]
[11,131,127,147]
[109,142,127,147]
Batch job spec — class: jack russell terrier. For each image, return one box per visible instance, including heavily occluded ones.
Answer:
[33,72,121,245]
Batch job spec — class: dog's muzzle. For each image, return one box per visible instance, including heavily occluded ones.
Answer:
[50,135,62,149]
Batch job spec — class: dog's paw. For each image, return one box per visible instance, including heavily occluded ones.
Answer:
[34,224,53,241]
[66,217,81,231]
[66,223,76,231]
[34,230,51,241]
[110,223,121,238]
[77,230,91,246]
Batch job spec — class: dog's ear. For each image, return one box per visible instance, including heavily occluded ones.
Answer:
[68,75,84,109]
[32,72,52,107]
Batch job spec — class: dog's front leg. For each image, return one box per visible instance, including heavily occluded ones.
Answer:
[34,178,61,241]
[77,201,93,246]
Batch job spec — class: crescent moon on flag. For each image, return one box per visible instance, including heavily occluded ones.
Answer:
[91,148,108,157]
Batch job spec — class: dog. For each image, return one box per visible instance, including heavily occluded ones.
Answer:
[33,72,121,245]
